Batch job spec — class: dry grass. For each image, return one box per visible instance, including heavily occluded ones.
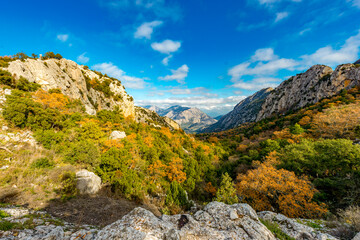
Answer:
[338,205,360,232]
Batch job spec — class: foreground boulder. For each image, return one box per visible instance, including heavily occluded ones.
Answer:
[96,202,275,240]
[76,170,101,195]
[258,211,337,240]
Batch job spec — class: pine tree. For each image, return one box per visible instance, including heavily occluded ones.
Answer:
[214,172,238,204]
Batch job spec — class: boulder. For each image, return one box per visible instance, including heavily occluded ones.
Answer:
[258,211,338,240]
[353,232,360,240]
[96,201,276,240]
[110,131,126,140]
[76,170,101,195]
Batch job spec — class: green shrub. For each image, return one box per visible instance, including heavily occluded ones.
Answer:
[0,210,10,218]
[214,172,238,205]
[58,171,77,201]
[165,181,189,208]
[64,140,100,166]
[260,219,295,240]
[31,157,54,169]
[0,220,16,231]
[15,76,41,92]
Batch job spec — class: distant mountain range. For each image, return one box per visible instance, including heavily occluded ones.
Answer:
[202,60,360,132]
[144,105,217,133]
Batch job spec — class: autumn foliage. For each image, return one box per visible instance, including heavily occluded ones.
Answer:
[236,152,327,218]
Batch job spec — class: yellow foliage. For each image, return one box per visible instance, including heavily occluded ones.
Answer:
[167,157,186,183]
[33,89,69,113]
[236,153,327,218]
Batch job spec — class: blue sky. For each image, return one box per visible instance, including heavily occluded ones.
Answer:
[1,0,360,117]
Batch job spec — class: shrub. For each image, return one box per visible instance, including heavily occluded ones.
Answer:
[64,140,100,167]
[0,210,10,218]
[165,181,189,208]
[15,76,41,92]
[58,171,77,201]
[31,157,54,169]
[214,172,238,205]
[338,205,360,232]
[237,153,327,218]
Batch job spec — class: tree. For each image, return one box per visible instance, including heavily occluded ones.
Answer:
[236,153,327,218]
[214,172,238,205]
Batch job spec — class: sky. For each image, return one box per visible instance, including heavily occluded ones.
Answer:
[0,0,360,117]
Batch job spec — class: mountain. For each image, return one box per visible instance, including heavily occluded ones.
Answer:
[2,57,177,130]
[203,63,360,132]
[355,59,360,65]
[145,105,217,133]
[214,115,223,121]
[202,88,272,132]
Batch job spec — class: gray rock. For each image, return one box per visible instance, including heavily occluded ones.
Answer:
[5,58,135,118]
[96,201,275,240]
[353,232,360,240]
[258,211,338,240]
[43,226,64,240]
[76,170,101,195]
[109,131,127,140]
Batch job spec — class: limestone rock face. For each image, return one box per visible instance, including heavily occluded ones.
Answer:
[257,64,360,121]
[353,232,360,240]
[135,106,180,130]
[76,170,101,195]
[146,105,216,133]
[202,88,272,132]
[96,201,276,240]
[258,211,338,240]
[257,65,333,121]
[110,131,126,140]
[4,58,135,117]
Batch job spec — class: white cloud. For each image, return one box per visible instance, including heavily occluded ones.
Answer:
[232,77,281,90]
[92,62,147,89]
[257,0,301,5]
[161,55,172,65]
[136,95,246,112]
[299,28,311,36]
[77,52,89,64]
[57,34,69,42]
[251,48,278,62]
[301,30,360,66]
[134,20,163,39]
[151,39,181,54]
[158,64,189,83]
[275,12,289,22]
[228,57,298,81]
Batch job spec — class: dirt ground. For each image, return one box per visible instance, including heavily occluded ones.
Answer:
[45,195,158,227]
[1,187,161,227]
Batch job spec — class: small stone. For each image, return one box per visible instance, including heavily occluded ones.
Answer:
[229,209,238,220]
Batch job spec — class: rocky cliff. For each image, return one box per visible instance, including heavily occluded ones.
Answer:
[202,88,272,132]
[204,63,360,132]
[135,106,180,130]
[0,201,347,240]
[146,105,217,133]
[3,58,135,117]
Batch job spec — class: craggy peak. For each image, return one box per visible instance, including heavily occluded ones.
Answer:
[1,1,360,240]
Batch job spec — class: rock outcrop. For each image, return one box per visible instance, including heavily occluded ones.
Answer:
[202,88,272,132]
[110,131,127,140]
[4,58,135,117]
[97,201,275,240]
[135,106,180,131]
[258,211,337,240]
[0,202,343,240]
[146,105,217,133]
[76,170,102,195]
[204,63,360,132]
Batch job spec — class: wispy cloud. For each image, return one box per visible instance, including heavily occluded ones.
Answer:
[275,12,289,22]
[161,55,173,66]
[151,39,181,54]
[134,20,163,39]
[92,62,147,89]
[349,0,360,8]
[77,52,89,64]
[301,30,360,66]
[57,34,69,42]
[136,95,246,112]
[158,64,189,83]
